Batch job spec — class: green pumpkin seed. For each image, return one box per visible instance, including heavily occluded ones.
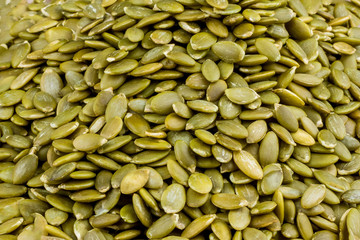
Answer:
[0,90,25,107]
[166,51,196,67]
[167,159,189,186]
[211,193,248,210]
[104,59,138,75]
[0,0,359,238]
[258,132,279,167]
[246,120,267,144]
[161,183,186,213]
[225,87,259,105]
[121,169,150,194]
[69,189,106,203]
[296,212,313,240]
[243,227,267,240]
[211,41,245,63]
[187,172,213,194]
[301,184,326,209]
[13,154,38,185]
[86,154,120,171]
[229,207,251,230]
[201,59,220,82]
[0,217,24,235]
[6,135,32,149]
[46,194,74,213]
[45,208,68,226]
[233,150,263,180]
[255,38,281,62]
[181,214,216,238]
[73,133,107,152]
[314,170,348,193]
[233,22,254,39]
[146,214,178,239]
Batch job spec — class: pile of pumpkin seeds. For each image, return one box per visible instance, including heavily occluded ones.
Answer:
[2,0,360,239]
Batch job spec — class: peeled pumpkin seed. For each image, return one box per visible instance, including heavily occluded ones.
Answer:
[301,184,326,209]
[0,0,360,238]
[0,90,25,107]
[211,193,248,210]
[181,214,216,238]
[121,169,150,194]
[255,38,281,62]
[211,41,245,63]
[0,217,24,235]
[314,170,348,193]
[13,154,38,185]
[73,133,107,152]
[161,183,186,213]
[188,172,213,194]
[151,91,183,115]
[225,87,260,105]
[274,104,298,132]
[246,120,267,144]
[166,51,196,67]
[229,207,251,230]
[190,32,217,51]
[146,214,178,239]
[243,227,267,240]
[233,150,263,180]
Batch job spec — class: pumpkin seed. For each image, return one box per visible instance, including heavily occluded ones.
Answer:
[0,0,359,238]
